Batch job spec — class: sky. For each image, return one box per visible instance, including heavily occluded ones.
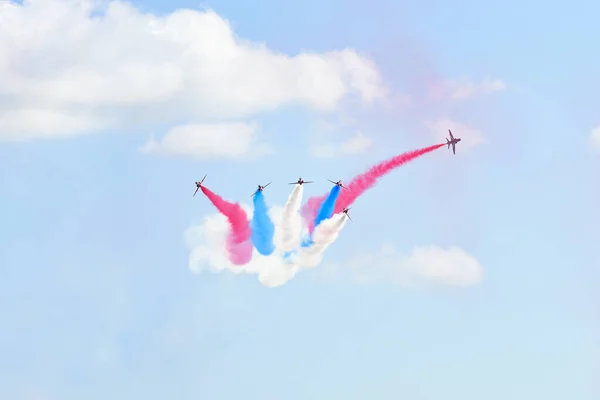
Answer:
[0,0,599,399]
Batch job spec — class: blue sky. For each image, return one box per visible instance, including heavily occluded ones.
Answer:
[0,0,599,399]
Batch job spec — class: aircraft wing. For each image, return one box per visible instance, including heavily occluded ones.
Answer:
[193,187,200,197]
[264,182,271,188]
[452,142,456,155]
[304,181,314,183]
[250,190,258,197]
[448,129,454,140]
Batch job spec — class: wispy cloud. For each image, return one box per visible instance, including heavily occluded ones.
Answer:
[321,243,483,287]
[139,122,273,160]
[310,131,373,158]
[430,76,506,101]
[590,125,600,151]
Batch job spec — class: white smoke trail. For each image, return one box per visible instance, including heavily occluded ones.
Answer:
[297,212,348,268]
[279,184,304,252]
[185,201,348,288]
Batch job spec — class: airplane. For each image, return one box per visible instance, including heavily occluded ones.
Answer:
[342,207,352,222]
[288,177,314,185]
[328,179,347,189]
[446,129,462,155]
[250,182,271,197]
[193,174,207,197]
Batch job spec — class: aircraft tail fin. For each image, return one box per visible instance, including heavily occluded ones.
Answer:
[446,138,450,148]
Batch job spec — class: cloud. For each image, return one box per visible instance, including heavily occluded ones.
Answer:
[0,108,107,140]
[396,245,483,286]
[325,243,483,287]
[310,144,337,159]
[310,131,373,158]
[0,0,386,143]
[139,121,274,160]
[424,119,484,149]
[315,114,358,133]
[590,125,600,151]
[340,131,374,154]
[430,76,505,101]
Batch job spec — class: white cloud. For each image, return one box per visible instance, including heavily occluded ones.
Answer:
[0,108,107,140]
[315,114,358,133]
[590,125,600,151]
[310,144,337,159]
[424,119,484,150]
[432,76,505,101]
[139,121,274,159]
[397,245,483,286]
[310,131,373,158]
[0,0,386,146]
[327,243,483,287]
[340,131,373,154]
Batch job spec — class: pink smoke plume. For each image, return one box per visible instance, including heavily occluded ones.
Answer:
[201,186,253,265]
[301,143,445,233]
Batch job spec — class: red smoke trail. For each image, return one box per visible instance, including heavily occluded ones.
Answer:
[201,186,253,265]
[301,143,445,233]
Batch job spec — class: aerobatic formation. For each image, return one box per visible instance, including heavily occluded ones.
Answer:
[193,131,461,270]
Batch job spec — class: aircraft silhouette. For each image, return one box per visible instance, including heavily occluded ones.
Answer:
[328,179,347,189]
[289,177,313,185]
[446,129,462,155]
[193,174,207,197]
[342,207,352,222]
[250,182,271,197]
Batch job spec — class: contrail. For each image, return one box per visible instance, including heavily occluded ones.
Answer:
[280,184,304,252]
[298,213,348,267]
[301,143,445,233]
[250,191,275,256]
[200,186,253,265]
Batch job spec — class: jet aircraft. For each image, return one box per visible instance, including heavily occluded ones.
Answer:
[342,207,352,222]
[193,174,207,197]
[446,129,462,155]
[289,177,313,185]
[250,182,271,197]
[328,179,347,189]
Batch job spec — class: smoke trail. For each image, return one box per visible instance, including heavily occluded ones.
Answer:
[313,185,341,229]
[300,196,325,234]
[250,191,275,256]
[300,185,341,249]
[280,184,304,252]
[200,186,253,265]
[301,143,444,233]
[298,213,348,267]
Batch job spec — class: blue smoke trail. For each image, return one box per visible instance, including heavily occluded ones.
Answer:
[313,185,341,229]
[301,185,340,248]
[250,191,275,256]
